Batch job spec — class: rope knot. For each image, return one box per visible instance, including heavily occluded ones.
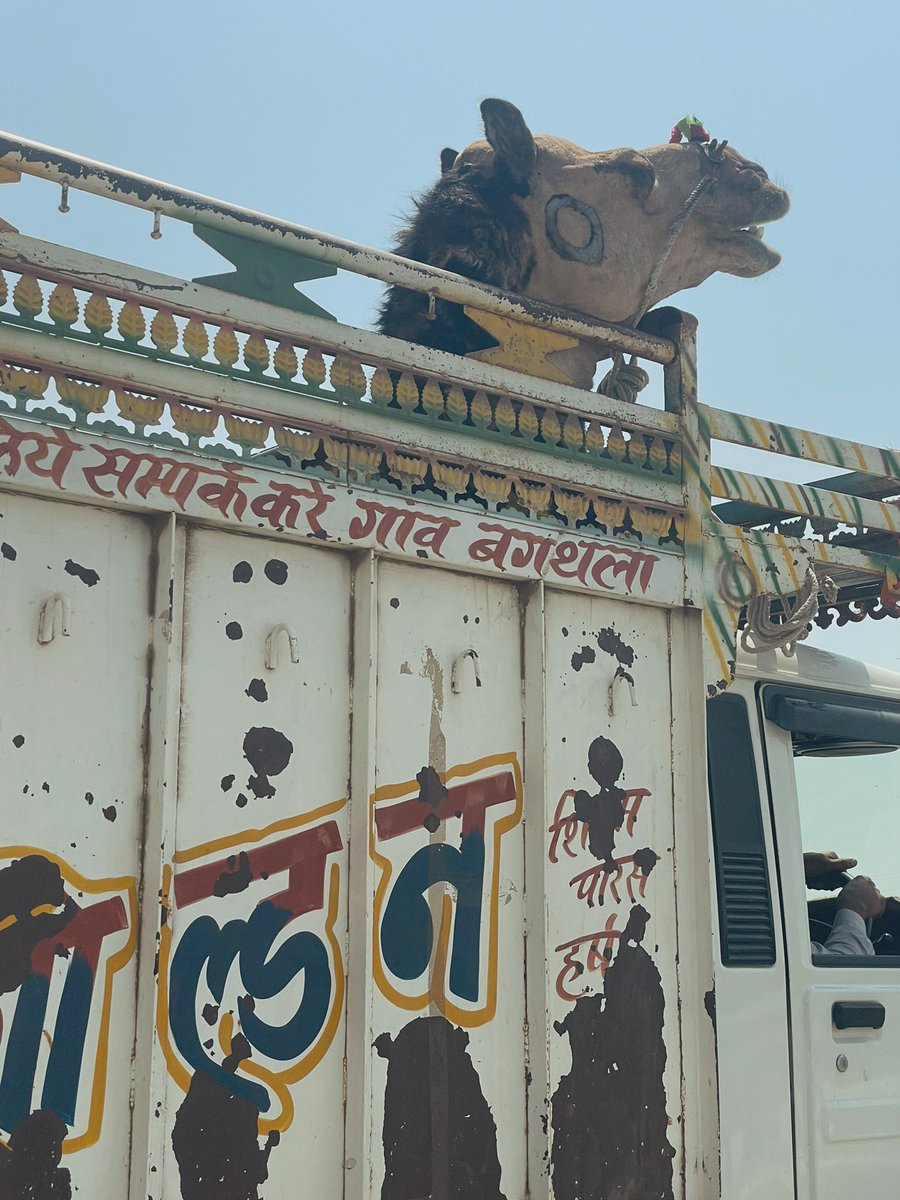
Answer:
[598,357,650,404]
[740,564,838,657]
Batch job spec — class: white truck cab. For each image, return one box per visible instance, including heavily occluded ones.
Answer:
[712,647,900,1200]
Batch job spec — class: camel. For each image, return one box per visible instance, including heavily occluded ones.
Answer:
[378,100,789,389]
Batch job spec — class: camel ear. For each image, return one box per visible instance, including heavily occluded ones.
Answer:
[480,99,535,196]
[440,147,458,174]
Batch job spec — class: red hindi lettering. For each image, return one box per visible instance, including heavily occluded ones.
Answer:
[348,499,417,549]
[195,468,252,521]
[82,445,147,498]
[588,544,659,594]
[547,790,584,863]
[131,456,204,509]
[249,479,334,536]
[174,821,344,921]
[0,417,81,488]
[468,523,552,574]
[408,513,461,559]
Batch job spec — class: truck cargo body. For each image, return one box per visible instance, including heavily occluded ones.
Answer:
[0,132,898,1200]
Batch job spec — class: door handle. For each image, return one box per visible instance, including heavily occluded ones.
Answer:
[832,1001,886,1030]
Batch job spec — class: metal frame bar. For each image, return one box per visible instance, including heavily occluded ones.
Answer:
[0,324,684,507]
[0,232,680,438]
[709,465,900,537]
[0,131,676,365]
[702,403,900,481]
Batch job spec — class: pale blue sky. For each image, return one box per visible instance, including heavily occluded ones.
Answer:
[2,0,897,665]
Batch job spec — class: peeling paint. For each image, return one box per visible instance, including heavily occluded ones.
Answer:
[225,621,243,641]
[63,558,99,587]
[0,1109,72,1199]
[376,1016,506,1200]
[570,645,596,672]
[171,1034,279,1200]
[1,541,16,561]
[416,764,449,833]
[596,626,635,667]
[704,988,717,1033]
[551,906,674,1200]
[232,561,253,583]
[242,727,293,799]
[263,559,288,585]
[245,679,268,703]
[573,737,626,871]
[213,852,254,897]
[12,734,24,748]
[0,855,75,994]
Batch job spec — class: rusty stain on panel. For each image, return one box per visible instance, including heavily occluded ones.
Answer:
[171,1034,279,1200]
[550,905,674,1200]
[422,648,446,777]
[375,1015,506,1200]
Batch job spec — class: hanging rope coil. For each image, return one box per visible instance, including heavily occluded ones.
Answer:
[740,564,838,656]
[597,356,650,404]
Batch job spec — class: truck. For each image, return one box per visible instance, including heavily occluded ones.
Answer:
[0,131,897,1200]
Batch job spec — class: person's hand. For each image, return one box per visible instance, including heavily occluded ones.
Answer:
[836,876,886,920]
[804,851,857,883]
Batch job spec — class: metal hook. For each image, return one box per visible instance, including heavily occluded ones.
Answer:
[38,593,72,644]
[265,623,299,670]
[150,210,162,240]
[607,666,637,717]
[426,291,437,320]
[451,648,482,693]
[58,181,70,214]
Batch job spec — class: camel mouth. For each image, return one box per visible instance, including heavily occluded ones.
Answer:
[718,226,782,275]
[713,186,789,275]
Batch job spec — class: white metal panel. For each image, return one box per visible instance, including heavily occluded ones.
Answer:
[540,591,683,1199]
[764,718,900,1200]
[156,529,351,1199]
[711,680,794,1200]
[364,561,527,1200]
[0,492,151,1196]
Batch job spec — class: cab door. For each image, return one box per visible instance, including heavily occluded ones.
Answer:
[761,684,900,1200]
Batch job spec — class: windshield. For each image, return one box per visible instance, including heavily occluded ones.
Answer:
[796,747,899,898]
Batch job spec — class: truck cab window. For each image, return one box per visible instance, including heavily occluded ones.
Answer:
[796,745,899,960]
[764,687,900,964]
